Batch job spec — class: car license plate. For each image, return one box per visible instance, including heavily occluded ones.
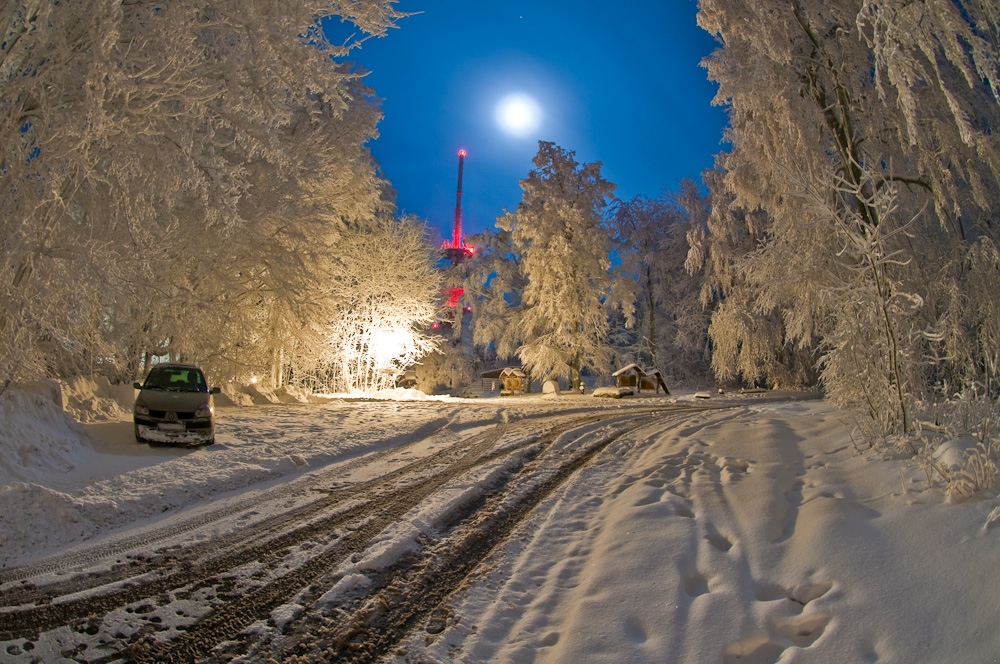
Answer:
[158,422,185,432]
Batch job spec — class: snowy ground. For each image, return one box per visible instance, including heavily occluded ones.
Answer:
[1,383,998,663]
[396,401,1000,663]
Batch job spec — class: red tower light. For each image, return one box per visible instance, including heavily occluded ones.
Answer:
[443,149,475,267]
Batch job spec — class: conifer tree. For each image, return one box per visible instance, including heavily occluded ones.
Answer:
[500,142,628,389]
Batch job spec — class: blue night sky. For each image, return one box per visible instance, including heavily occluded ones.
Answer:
[338,1,728,244]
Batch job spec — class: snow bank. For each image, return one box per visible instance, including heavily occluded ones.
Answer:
[0,386,93,486]
[55,376,133,422]
[314,387,455,402]
[245,384,283,404]
[216,383,254,407]
[0,375,477,568]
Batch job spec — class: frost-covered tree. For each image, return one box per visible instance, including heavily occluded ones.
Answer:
[167,87,394,387]
[499,142,628,389]
[462,225,527,364]
[315,215,442,393]
[696,0,1000,433]
[684,163,819,388]
[614,191,708,381]
[0,0,403,383]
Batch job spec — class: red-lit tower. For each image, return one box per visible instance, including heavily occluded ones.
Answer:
[444,149,475,266]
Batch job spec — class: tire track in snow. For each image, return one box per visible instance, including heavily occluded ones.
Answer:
[1,404,722,662]
[241,411,689,664]
[0,420,515,638]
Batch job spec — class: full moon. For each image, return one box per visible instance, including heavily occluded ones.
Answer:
[495,93,542,137]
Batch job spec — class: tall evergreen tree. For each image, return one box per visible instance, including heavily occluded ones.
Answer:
[500,142,629,389]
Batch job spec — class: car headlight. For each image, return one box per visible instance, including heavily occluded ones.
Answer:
[195,403,213,418]
[134,399,149,416]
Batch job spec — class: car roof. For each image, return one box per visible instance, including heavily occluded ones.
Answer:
[149,363,204,371]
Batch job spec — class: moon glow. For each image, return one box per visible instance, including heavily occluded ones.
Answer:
[495,93,542,137]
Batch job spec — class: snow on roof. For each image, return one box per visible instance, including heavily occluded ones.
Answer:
[482,366,525,379]
[612,364,662,377]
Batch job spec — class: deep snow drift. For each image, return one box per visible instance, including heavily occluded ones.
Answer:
[1,381,998,662]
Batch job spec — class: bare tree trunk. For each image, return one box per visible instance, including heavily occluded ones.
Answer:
[646,266,657,367]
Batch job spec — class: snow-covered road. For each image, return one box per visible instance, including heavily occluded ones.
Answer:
[1,391,998,663]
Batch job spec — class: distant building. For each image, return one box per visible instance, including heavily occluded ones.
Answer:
[396,370,418,389]
[481,367,532,395]
[613,364,670,395]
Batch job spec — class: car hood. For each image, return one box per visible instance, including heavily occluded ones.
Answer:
[138,390,212,412]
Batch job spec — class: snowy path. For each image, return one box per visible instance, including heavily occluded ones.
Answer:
[1,395,710,662]
[395,401,1000,664]
[1,394,998,663]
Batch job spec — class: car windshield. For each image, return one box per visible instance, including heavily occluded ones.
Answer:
[143,367,208,392]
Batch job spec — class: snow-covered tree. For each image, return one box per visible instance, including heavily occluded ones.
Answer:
[315,214,442,393]
[165,89,395,387]
[614,191,709,381]
[499,142,628,389]
[696,0,1000,434]
[684,163,819,388]
[0,1,403,383]
[462,225,527,365]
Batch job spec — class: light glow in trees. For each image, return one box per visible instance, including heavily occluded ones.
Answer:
[317,215,442,393]
[0,0,404,384]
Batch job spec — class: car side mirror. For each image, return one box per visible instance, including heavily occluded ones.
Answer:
[210,387,221,394]
[133,382,142,389]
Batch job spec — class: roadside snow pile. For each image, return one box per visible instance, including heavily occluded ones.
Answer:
[217,383,254,407]
[272,385,317,404]
[0,379,473,568]
[240,383,341,405]
[0,386,92,486]
[244,384,284,404]
[58,376,133,422]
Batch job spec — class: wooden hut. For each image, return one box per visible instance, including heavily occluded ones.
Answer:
[481,367,530,395]
[613,364,670,395]
[499,367,527,395]
[481,368,504,392]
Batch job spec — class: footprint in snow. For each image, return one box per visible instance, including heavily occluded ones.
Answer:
[724,579,834,661]
[705,526,734,552]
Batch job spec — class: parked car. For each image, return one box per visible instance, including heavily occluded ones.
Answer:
[133,363,220,445]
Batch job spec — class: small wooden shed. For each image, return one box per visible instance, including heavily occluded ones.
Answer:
[613,364,670,395]
[499,367,527,395]
[481,368,504,392]
[500,367,527,395]
[482,367,532,394]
